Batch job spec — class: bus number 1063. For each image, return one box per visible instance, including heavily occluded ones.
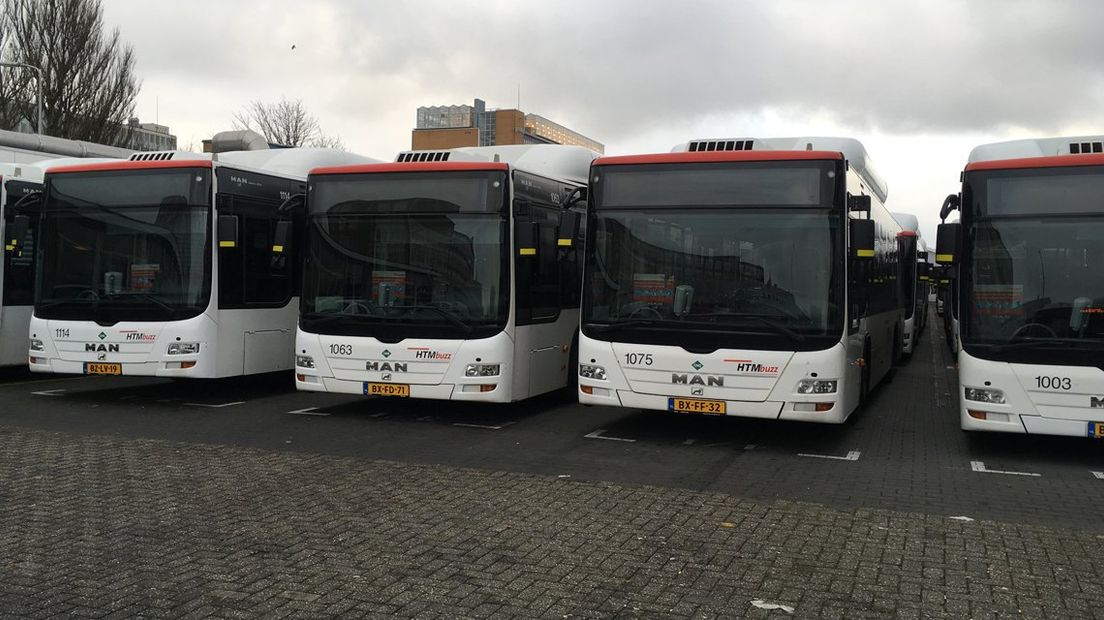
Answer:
[1035,376,1071,390]
[329,344,353,356]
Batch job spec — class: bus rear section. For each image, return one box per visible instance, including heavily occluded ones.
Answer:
[578,137,904,424]
[295,145,595,402]
[892,212,929,356]
[29,148,373,378]
[937,136,1104,437]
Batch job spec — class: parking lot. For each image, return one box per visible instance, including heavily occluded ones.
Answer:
[1,312,1103,618]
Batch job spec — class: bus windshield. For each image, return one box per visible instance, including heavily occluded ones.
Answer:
[584,162,845,352]
[35,168,212,322]
[962,167,1104,361]
[301,171,509,339]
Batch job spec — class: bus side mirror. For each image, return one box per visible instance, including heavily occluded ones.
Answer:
[936,223,961,265]
[517,221,538,259]
[939,194,960,221]
[557,211,580,251]
[6,214,30,251]
[848,194,871,213]
[272,220,292,254]
[218,215,239,249]
[849,219,875,260]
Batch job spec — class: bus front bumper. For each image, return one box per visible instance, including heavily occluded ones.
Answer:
[295,373,512,403]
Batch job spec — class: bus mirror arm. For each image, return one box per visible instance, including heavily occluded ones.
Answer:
[277,193,305,214]
[11,189,42,213]
[562,186,587,209]
[939,194,960,222]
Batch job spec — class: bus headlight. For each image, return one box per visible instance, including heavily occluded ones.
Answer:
[579,364,606,381]
[296,355,315,369]
[167,342,200,355]
[964,387,1005,404]
[29,338,44,352]
[796,379,837,394]
[465,363,500,377]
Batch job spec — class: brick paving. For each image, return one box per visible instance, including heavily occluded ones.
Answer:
[1,426,1102,619]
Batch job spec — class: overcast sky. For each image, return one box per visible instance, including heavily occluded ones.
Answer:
[101,0,1104,241]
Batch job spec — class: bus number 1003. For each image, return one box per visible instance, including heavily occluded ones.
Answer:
[1035,376,1071,390]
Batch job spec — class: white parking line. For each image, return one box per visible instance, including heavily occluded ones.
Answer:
[289,407,330,416]
[31,389,66,396]
[970,461,1041,477]
[453,422,503,430]
[584,429,636,443]
[184,401,245,408]
[798,450,861,461]
[1092,471,1104,480]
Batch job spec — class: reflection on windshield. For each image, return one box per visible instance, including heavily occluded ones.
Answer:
[302,213,508,335]
[967,217,1104,346]
[585,209,843,343]
[35,170,211,321]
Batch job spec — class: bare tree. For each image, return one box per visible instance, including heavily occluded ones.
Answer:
[0,0,141,144]
[233,97,346,150]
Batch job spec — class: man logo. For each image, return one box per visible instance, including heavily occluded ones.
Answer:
[365,361,407,372]
[672,373,724,387]
[1091,396,1104,409]
[85,343,120,353]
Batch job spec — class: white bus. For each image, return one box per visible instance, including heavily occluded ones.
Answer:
[936,136,1104,438]
[892,212,929,356]
[2,162,46,367]
[578,137,905,423]
[29,148,372,378]
[295,144,596,401]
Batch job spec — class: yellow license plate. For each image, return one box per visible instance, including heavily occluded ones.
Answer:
[668,397,726,415]
[84,362,122,375]
[364,382,410,397]
[1089,422,1104,439]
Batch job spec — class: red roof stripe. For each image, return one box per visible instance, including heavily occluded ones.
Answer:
[48,159,212,175]
[897,230,919,238]
[594,150,844,167]
[311,162,509,176]
[965,153,1104,172]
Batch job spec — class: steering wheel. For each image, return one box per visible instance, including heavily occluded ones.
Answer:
[627,305,664,319]
[342,302,372,315]
[1009,322,1057,340]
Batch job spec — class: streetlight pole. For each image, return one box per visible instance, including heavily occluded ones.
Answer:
[0,61,44,135]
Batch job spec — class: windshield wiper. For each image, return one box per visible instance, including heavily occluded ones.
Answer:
[586,318,680,332]
[387,305,472,333]
[688,312,806,343]
[988,339,1081,353]
[102,292,174,314]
